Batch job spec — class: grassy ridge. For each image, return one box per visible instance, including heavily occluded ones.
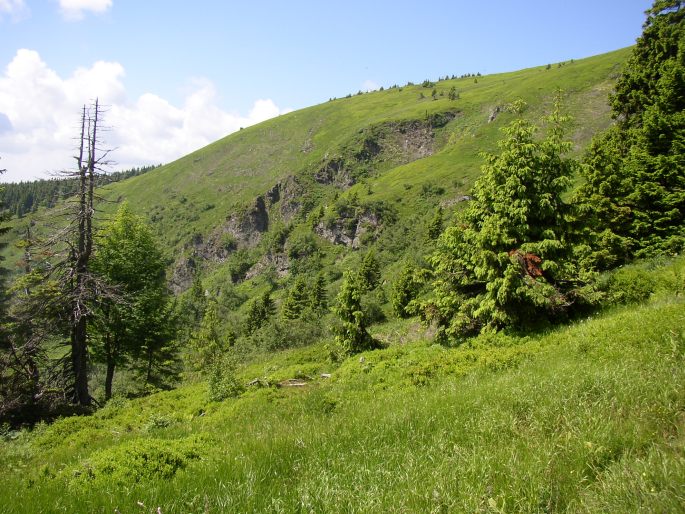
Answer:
[1,258,683,513]
[96,48,628,253]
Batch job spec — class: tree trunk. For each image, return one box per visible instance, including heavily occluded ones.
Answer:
[71,314,90,406]
[104,334,115,401]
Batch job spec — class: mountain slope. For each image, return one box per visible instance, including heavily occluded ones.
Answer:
[90,48,628,292]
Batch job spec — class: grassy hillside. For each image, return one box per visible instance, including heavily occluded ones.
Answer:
[2,49,627,295]
[92,48,627,278]
[1,257,683,513]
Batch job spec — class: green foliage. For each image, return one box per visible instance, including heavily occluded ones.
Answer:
[309,273,328,312]
[427,96,582,341]
[245,290,274,334]
[577,1,685,264]
[357,249,381,292]
[91,203,177,397]
[281,276,309,320]
[188,300,226,371]
[333,271,380,355]
[69,437,202,488]
[391,261,423,318]
[427,206,443,240]
[207,353,243,402]
[2,277,683,512]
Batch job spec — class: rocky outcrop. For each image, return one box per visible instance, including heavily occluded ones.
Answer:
[488,106,501,123]
[244,252,290,280]
[312,111,459,189]
[315,210,382,248]
[223,195,269,247]
[278,176,306,222]
[314,157,355,188]
[170,256,197,294]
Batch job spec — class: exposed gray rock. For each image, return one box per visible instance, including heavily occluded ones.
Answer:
[279,175,305,222]
[315,210,382,248]
[170,256,196,294]
[314,157,355,188]
[488,106,501,123]
[266,183,280,205]
[224,195,269,247]
[244,252,290,280]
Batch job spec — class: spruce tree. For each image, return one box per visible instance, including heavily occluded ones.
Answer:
[392,261,421,318]
[358,250,381,291]
[333,272,378,354]
[427,97,581,340]
[577,0,685,264]
[309,273,328,312]
[427,206,444,240]
[281,276,308,319]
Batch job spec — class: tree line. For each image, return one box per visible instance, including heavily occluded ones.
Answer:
[1,165,159,219]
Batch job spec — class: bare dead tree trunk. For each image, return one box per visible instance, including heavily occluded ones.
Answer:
[69,99,106,407]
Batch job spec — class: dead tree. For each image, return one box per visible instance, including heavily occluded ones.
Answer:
[68,100,109,406]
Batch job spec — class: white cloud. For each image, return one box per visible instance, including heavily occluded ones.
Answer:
[0,0,29,21]
[0,49,291,182]
[58,0,112,21]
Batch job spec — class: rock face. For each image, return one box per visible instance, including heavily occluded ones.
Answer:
[315,210,382,248]
[244,252,290,281]
[224,195,269,246]
[170,256,197,294]
[312,112,458,189]
[314,157,356,188]
[278,176,306,222]
[488,106,501,123]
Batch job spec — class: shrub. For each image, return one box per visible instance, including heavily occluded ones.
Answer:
[208,353,244,402]
[69,437,203,488]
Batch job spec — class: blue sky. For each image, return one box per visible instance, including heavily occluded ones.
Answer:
[0,0,652,181]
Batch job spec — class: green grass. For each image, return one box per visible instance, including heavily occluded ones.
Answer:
[1,258,684,513]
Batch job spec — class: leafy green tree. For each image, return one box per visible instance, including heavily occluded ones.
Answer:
[391,261,422,318]
[282,276,308,319]
[427,97,581,341]
[92,203,175,399]
[427,206,444,240]
[309,273,328,312]
[333,271,379,355]
[577,1,685,264]
[358,250,381,291]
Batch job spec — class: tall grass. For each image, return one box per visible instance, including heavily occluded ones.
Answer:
[1,285,683,512]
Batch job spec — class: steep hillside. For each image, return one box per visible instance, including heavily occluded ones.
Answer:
[89,48,628,293]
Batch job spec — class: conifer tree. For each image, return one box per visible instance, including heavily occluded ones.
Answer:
[427,97,581,341]
[309,273,328,312]
[358,250,381,291]
[392,261,422,318]
[281,276,308,319]
[245,290,274,333]
[577,0,685,264]
[189,300,224,370]
[427,206,444,240]
[333,272,379,354]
